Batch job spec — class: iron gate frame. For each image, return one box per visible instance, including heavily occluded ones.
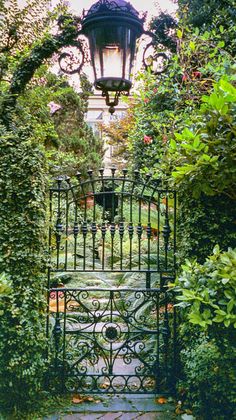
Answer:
[47,168,177,394]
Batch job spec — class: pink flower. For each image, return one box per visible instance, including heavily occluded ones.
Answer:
[48,101,62,115]
[38,77,47,86]
[192,71,201,78]
[182,73,188,82]
[153,88,158,93]
[143,135,153,145]
[143,98,149,103]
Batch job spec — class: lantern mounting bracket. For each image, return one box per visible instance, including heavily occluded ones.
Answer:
[102,88,129,114]
[142,30,169,74]
[96,76,131,114]
[58,37,89,75]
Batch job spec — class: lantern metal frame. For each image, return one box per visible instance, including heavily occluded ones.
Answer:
[57,0,169,113]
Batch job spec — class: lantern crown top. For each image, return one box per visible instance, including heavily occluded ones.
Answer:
[85,0,139,17]
[82,0,145,31]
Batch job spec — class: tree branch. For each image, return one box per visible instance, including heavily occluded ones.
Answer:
[0,17,81,126]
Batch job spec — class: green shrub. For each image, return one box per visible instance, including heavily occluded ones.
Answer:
[179,335,236,419]
[175,246,236,329]
[175,247,236,418]
[176,193,236,263]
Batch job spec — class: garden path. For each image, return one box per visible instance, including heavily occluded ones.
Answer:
[45,394,192,419]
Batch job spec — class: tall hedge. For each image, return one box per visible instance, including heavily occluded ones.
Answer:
[0,5,93,411]
[0,126,47,410]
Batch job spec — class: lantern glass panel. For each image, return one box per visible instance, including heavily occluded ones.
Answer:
[88,23,137,87]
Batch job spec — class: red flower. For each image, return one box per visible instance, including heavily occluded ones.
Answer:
[143,98,149,103]
[143,135,153,145]
[182,73,188,82]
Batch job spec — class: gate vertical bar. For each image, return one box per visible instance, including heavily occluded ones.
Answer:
[119,169,126,270]
[155,291,160,392]
[173,191,177,270]
[53,290,62,370]
[137,195,142,270]
[89,170,97,270]
[62,289,67,392]
[110,167,116,270]
[46,188,53,341]
[129,178,135,270]
[157,192,160,272]
[163,192,171,271]
[55,177,63,270]
[65,189,69,270]
[99,168,106,270]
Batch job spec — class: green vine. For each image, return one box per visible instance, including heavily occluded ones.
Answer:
[0,126,47,411]
[0,12,87,413]
[1,15,81,124]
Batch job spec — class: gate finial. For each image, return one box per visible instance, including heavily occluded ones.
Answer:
[99,168,104,177]
[76,172,82,182]
[134,169,139,179]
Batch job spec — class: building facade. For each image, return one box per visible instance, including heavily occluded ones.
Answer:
[85,94,127,174]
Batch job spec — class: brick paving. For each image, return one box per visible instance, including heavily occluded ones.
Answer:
[45,394,182,420]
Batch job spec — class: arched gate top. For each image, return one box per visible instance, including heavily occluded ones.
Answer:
[49,168,176,278]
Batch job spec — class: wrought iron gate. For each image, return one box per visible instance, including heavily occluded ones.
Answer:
[47,168,177,394]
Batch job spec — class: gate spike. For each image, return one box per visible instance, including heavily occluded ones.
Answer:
[76,172,82,182]
[122,168,128,177]
[111,166,116,177]
[87,169,93,177]
[146,173,152,181]
[65,175,71,185]
[134,169,139,179]
[99,168,104,177]
[56,175,63,188]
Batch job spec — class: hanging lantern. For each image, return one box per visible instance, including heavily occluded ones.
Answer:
[81,0,144,113]
[58,0,169,113]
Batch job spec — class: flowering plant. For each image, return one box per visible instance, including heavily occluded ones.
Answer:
[48,101,62,115]
[143,134,153,145]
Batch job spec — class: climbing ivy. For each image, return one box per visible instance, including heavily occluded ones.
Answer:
[0,1,98,413]
[0,124,47,411]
